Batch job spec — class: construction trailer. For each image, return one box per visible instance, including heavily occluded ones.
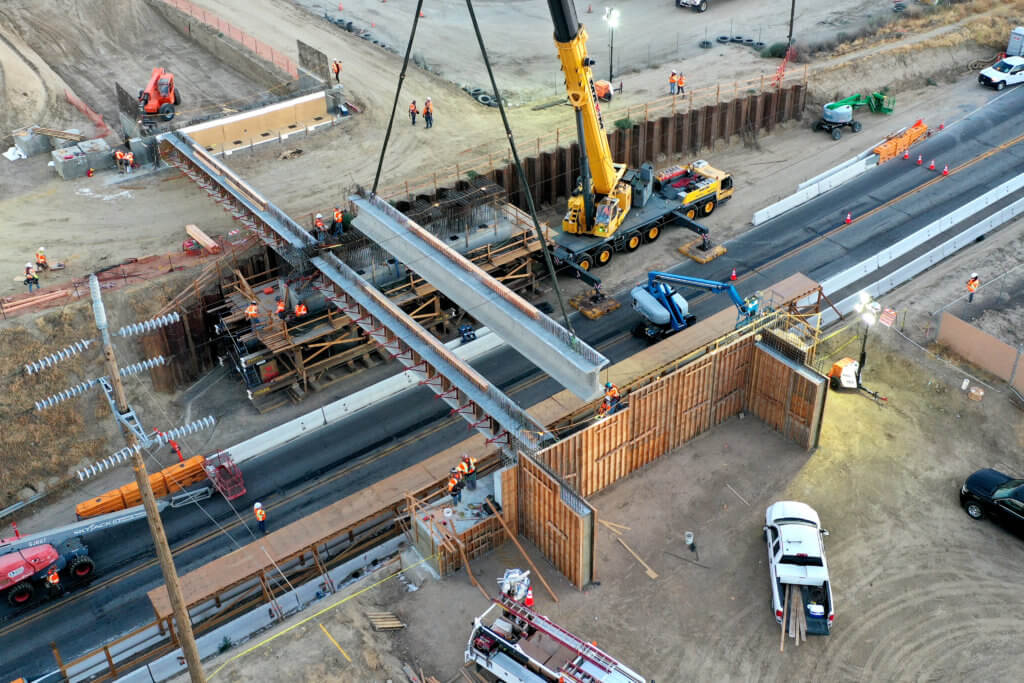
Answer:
[465,597,646,683]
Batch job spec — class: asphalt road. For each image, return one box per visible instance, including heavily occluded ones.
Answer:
[3,85,1022,680]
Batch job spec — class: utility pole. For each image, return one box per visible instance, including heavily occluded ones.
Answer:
[787,0,796,47]
[89,277,207,683]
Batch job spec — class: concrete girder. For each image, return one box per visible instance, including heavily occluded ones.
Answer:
[350,192,609,400]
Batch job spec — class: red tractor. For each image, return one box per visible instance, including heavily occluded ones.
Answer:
[138,67,181,122]
[0,537,94,606]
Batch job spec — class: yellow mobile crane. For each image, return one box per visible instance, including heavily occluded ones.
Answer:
[546,0,733,270]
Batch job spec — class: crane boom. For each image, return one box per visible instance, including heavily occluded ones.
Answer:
[547,0,621,194]
[647,272,751,313]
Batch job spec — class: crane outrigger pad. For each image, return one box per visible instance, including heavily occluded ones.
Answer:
[679,237,727,263]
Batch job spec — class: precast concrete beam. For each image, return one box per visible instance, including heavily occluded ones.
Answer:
[350,192,608,400]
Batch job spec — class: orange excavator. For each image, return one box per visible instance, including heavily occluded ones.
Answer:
[138,67,181,122]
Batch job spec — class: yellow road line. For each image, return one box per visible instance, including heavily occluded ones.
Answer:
[208,553,434,679]
[319,623,352,663]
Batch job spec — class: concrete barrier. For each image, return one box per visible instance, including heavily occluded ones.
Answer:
[228,328,503,464]
[753,154,880,226]
[809,190,1024,326]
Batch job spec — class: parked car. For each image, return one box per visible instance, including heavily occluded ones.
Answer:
[960,468,1024,535]
[763,501,834,635]
[978,56,1024,90]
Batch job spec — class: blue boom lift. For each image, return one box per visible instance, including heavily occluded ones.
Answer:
[630,271,761,340]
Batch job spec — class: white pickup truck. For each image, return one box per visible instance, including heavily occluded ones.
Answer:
[763,501,835,635]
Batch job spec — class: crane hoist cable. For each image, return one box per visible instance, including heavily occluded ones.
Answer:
[371,0,425,194]
[370,0,576,336]
[463,0,576,336]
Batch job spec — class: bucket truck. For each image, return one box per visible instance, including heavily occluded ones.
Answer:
[630,271,761,340]
[544,1,734,272]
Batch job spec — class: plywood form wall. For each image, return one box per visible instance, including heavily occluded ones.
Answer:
[517,455,593,589]
[746,344,826,451]
[439,467,520,576]
[537,336,754,497]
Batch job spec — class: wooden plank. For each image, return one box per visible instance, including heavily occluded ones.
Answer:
[186,224,221,254]
[615,538,658,579]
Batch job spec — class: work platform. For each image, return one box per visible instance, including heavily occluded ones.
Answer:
[351,191,609,400]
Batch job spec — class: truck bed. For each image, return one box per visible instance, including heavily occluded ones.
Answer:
[779,579,832,636]
[551,193,682,253]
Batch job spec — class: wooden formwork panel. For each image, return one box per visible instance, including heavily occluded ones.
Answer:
[746,344,825,450]
[501,465,520,536]
[711,338,753,424]
[518,456,587,589]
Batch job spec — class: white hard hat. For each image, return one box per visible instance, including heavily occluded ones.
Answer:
[426,97,431,101]
[672,70,677,74]
[970,272,978,278]
[38,247,45,252]
[25,263,32,268]
[316,213,323,219]
[254,502,262,509]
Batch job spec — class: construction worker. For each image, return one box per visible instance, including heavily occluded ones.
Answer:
[332,207,345,236]
[596,397,613,419]
[331,59,342,83]
[447,468,463,505]
[677,73,686,95]
[409,100,419,126]
[966,272,980,303]
[35,247,48,271]
[244,301,260,320]
[604,381,621,410]
[294,300,308,318]
[125,151,135,174]
[254,502,267,533]
[113,148,125,174]
[275,297,287,320]
[669,70,679,95]
[23,263,39,293]
[458,454,478,490]
[46,565,61,594]
[423,97,434,129]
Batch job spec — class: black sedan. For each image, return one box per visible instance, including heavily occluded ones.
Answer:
[960,468,1024,535]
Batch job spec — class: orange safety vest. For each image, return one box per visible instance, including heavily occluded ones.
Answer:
[424,101,433,114]
[126,152,134,164]
[459,457,476,475]
[677,75,686,88]
[255,508,266,522]
[669,73,678,85]
[605,384,620,401]
[47,570,60,585]
[315,218,325,229]
[333,209,343,223]
[598,399,612,416]
[36,253,47,266]
[410,103,418,113]
[966,278,979,293]
[245,304,259,319]
[276,300,286,314]
[115,150,125,160]
[447,475,461,492]
[295,303,308,317]
[332,61,340,75]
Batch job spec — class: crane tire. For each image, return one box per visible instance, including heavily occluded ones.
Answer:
[7,581,34,606]
[173,89,181,106]
[476,94,494,106]
[159,103,175,122]
[645,225,661,242]
[469,87,484,96]
[625,234,641,251]
[595,245,613,266]
[831,127,842,141]
[69,555,95,579]
[575,255,593,272]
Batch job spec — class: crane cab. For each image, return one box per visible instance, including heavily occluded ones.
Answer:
[657,160,734,219]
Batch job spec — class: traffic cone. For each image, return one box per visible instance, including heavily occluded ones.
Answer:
[338,2,342,10]
[844,212,852,224]
[902,149,909,160]
[939,123,944,130]
[916,154,922,165]
[730,267,737,281]
[942,164,949,176]
[524,587,534,608]
[419,10,425,17]
[928,159,935,171]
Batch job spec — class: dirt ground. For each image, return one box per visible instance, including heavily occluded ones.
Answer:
[194,329,1024,681]
[0,0,278,131]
